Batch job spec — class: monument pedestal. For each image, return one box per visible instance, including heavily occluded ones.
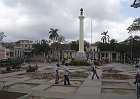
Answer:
[76,51,87,60]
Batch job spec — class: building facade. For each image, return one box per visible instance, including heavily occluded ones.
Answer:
[88,43,100,60]
[96,51,120,62]
[14,40,33,59]
[87,42,120,62]
[5,48,10,58]
[0,45,6,60]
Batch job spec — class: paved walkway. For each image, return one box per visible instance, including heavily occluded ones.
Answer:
[0,62,137,99]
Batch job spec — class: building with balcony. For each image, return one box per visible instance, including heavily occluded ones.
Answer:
[14,40,33,58]
[15,40,33,48]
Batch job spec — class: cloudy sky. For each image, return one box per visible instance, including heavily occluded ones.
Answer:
[0,0,140,43]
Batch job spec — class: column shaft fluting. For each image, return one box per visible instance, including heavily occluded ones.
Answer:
[79,16,85,52]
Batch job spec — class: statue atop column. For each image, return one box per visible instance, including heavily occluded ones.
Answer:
[80,8,83,15]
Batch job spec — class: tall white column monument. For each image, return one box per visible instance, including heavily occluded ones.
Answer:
[76,8,87,60]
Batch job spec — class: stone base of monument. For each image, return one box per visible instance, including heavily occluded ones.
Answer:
[75,51,87,60]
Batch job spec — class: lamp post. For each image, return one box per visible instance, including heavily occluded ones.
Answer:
[130,34,133,64]
[130,0,139,64]
[131,0,140,8]
[124,53,126,64]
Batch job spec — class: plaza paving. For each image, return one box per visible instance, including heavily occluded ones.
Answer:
[0,62,138,99]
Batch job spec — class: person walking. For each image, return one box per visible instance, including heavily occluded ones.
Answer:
[55,63,60,84]
[91,61,99,80]
[64,63,71,85]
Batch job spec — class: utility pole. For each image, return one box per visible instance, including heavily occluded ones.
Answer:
[91,19,92,44]
[131,34,133,64]
[124,53,126,64]
[128,33,133,64]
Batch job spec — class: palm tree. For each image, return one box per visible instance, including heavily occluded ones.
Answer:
[101,31,110,43]
[49,28,59,42]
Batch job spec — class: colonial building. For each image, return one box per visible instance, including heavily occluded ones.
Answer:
[1,42,15,59]
[5,48,10,58]
[96,51,120,62]
[0,40,33,60]
[63,50,77,59]
[87,42,100,60]
[14,40,33,58]
[0,45,6,60]
[87,42,120,62]
[51,42,71,61]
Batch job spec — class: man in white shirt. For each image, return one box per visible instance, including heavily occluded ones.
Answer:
[55,63,60,84]
[64,63,71,85]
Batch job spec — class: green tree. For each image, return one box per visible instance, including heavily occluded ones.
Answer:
[69,40,90,51]
[32,39,51,55]
[70,40,79,51]
[84,40,90,51]
[98,35,140,63]
[109,39,118,51]
[98,42,110,51]
[131,36,140,59]
[127,18,140,33]
[49,28,59,42]
[98,39,118,51]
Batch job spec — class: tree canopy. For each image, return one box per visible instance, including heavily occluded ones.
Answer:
[32,39,51,55]
[127,18,140,33]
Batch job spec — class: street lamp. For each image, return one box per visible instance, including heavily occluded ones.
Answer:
[131,0,140,8]
[130,0,140,63]
[124,53,126,64]
[130,34,133,64]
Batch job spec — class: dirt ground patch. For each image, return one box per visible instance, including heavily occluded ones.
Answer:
[101,73,134,80]
[0,91,27,99]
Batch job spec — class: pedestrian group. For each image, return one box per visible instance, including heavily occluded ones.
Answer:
[54,63,71,85]
[54,60,100,85]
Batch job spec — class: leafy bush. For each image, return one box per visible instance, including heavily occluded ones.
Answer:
[0,58,24,67]
[71,60,90,66]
